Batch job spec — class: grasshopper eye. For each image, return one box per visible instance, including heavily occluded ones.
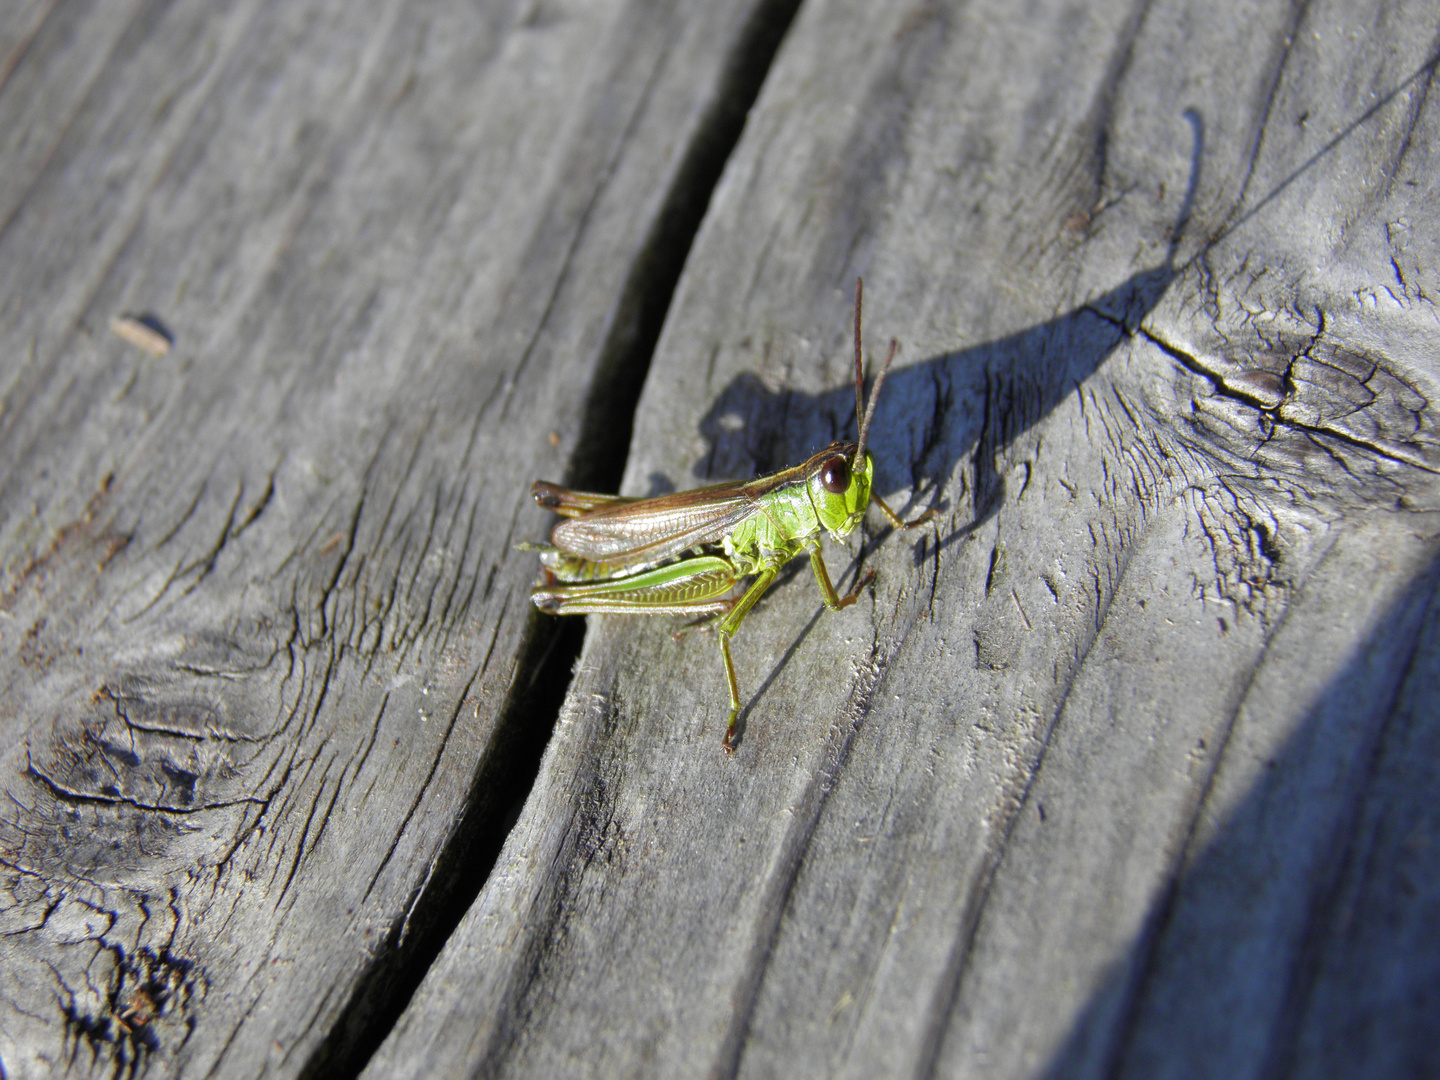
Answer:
[820,455,851,494]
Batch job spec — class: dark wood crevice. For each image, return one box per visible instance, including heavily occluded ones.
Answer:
[295,4,804,1076]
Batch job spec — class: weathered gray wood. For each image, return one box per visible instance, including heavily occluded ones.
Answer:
[0,0,793,1076]
[369,0,1440,1078]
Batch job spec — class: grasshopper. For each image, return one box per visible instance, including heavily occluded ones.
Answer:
[525,278,932,752]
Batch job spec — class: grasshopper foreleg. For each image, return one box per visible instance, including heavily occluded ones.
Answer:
[807,542,876,611]
[871,492,938,530]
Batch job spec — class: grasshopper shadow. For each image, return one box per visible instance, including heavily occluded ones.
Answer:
[693,258,1178,543]
[693,109,1202,541]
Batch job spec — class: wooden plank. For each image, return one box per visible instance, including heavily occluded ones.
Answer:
[0,0,796,1076]
[369,0,1440,1077]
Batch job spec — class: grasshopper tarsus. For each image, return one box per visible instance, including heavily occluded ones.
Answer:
[838,567,879,610]
[722,700,744,753]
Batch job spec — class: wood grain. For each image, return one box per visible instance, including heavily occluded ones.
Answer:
[369,0,1440,1078]
[2,0,1437,1078]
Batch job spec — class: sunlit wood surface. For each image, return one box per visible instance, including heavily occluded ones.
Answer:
[2,2,1436,1077]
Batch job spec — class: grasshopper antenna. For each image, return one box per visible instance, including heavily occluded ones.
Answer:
[854,339,897,467]
[853,277,866,448]
[852,277,935,530]
[852,276,897,468]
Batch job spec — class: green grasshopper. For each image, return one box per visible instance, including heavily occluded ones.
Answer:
[525,279,932,752]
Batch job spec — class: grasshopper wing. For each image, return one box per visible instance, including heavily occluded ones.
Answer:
[548,481,760,572]
[530,481,643,518]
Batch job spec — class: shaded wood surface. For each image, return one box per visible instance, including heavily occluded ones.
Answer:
[3,1,1439,1078]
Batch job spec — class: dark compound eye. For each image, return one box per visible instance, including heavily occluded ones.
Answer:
[819,455,851,494]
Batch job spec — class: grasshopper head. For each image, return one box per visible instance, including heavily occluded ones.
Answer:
[810,442,873,538]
